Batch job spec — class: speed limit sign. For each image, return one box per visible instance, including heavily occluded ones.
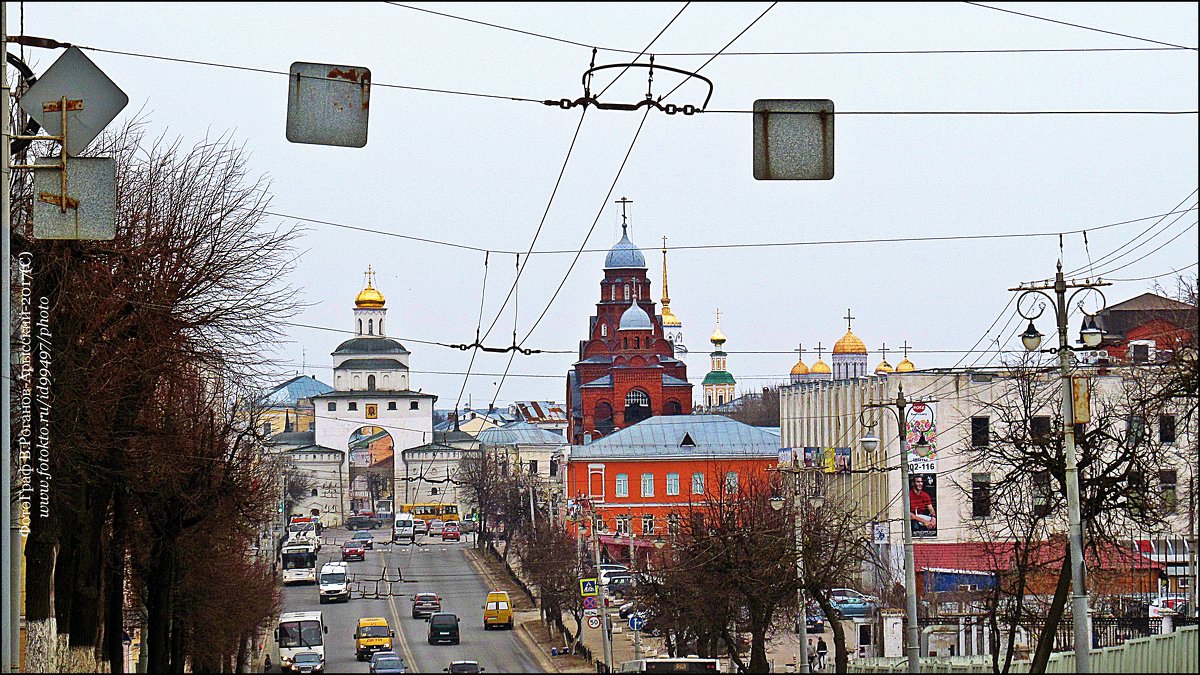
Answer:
[587,615,602,630]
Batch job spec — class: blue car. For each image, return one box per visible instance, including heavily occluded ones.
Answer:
[829,593,875,618]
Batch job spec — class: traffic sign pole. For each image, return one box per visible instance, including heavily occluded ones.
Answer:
[592,517,613,671]
[1,6,16,670]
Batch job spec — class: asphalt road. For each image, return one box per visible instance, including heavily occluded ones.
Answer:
[273,526,542,674]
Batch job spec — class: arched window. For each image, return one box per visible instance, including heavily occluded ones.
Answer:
[611,285,617,300]
[367,374,376,391]
[718,394,725,406]
[379,318,384,334]
[624,284,630,300]
[624,389,651,426]
[368,318,374,335]
[634,336,640,349]
[623,337,629,349]
[601,323,608,337]
[664,400,682,415]
[358,319,363,334]
[595,402,615,435]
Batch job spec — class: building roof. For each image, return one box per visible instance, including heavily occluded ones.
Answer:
[477,421,568,446]
[833,329,867,354]
[261,375,334,407]
[619,300,654,331]
[572,414,781,459]
[510,401,567,424]
[702,370,736,386]
[662,374,692,388]
[1106,292,1195,312]
[605,229,647,269]
[335,358,409,371]
[312,389,437,400]
[332,336,410,356]
[1094,292,1197,340]
[280,443,343,457]
[267,430,317,447]
[581,374,613,388]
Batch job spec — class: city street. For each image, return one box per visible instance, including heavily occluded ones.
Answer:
[273,526,542,674]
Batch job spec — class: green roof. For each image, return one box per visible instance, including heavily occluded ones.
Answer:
[702,370,736,386]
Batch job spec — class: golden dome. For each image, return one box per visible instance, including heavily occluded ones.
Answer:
[875,359,894,374]
[710,326,726,345]
[790,359,810,376]
[895,357,915,372]
[661,306,682,328]
[810,358,831,374]
[355,267,386,308]
[833,329,867,354]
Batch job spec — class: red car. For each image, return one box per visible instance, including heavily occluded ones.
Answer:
[342,540,366,562]
[441,522,461,542]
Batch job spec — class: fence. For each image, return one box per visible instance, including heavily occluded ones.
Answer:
[849,624,1198,673]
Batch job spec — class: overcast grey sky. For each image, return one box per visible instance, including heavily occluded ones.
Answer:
[12,2,1199,407]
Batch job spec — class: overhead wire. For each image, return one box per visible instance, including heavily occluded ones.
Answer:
[1065,189,1198,276]
[962,1,1198,51]
[661,2,777,101]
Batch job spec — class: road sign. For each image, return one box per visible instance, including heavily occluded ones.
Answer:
[286,61,371,147]
[32,156,116,240]
[752,99,835,181]
[579,578,599,597]
[584,608,600,617]
[629,616,646,632]
[587,615,602,630]
[582,596,599,610]
[20,47,129,157]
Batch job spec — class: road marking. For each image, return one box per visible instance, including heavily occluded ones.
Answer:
[383,546,420,673]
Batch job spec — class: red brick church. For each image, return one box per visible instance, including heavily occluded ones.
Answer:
[566,215,692,445]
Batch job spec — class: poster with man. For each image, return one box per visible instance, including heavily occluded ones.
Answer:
[908,473,938,537]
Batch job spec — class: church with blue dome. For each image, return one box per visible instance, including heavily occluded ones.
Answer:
[566,199,693,445]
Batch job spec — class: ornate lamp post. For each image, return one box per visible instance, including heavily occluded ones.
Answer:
[859,384,935,674]
[772,456,826,674]
[1010,261,1109,673]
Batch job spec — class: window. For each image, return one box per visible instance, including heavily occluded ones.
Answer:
[725,472,739,494]
[634,336,640,349]
[368,318,374,335]
[410,401,420,410]
[692,472,705,495]
[388,402,397,410]
[971,417,990,447]
[261,421,272,436]
[666,473,680,496]
[528,460,538,475]
[1159,415,1177,444]
[641,473,655,497]
[549,458,559,478]
[1130,342,1151,364]
[367,374,376,390]
[310,488,318,497]
[601,323,608,337]
[1160,470,1178,512]
[1033,471,1052,517]
[642,514,655,535]
[1126,416,1147,447]
[971,473,991,518]
[624,284,630,300]
[1031,416,1052,445]
[1128,471,1146,514]
[616,515,630,535]
[625,389,651,425]
[328,401,337,412]
[615,474,629,498]
[593,514,606,531]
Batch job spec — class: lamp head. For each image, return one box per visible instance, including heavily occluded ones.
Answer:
[1080,316,1103,348]
[913,431,934,458]
[860,433,880,453]
[769,496,785,512]
[1021,320,1043,352]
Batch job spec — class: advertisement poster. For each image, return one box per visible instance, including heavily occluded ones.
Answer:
[803,447,821,469]
[908,472,938,538]
[905,402,937,473]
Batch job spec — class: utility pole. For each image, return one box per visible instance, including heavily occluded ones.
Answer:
[529,482,537,536]
[629,509,641,660]
[592,513,613,671]
[1,3,16,670]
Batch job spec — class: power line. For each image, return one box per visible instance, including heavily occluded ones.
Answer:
[662,2,778,101]
[1105,262,1199,283]
[597,2,691,98]
[962,1,1198,51]
[702,108,1198,115]
[1066,190,1197,276]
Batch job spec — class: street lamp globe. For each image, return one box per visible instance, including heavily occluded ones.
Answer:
[769,495,785,512]
[913,431,934,458]
[1080,316,1103,348]
[1020,320,1044,352]
[860,433,880,453]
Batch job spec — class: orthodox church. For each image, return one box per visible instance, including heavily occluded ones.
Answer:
[566,204,692,445]
[789,310,915,383]
[702,311,737,407]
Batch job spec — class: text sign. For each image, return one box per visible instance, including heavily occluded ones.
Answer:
[752,99,834,180]
[286,61,371,147]
[579,578,599,597]
[584,608,600,617]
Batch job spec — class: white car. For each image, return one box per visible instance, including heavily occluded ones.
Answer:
[428,519,445,536]
[414,519,429,536]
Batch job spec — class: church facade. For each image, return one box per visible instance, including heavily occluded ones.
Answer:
[566,219,692,445]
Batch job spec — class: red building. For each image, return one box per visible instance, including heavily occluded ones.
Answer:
[566,223,692,445]
[1092,292,1196,363]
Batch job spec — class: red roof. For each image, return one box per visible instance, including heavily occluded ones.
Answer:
[914,541,1163,573]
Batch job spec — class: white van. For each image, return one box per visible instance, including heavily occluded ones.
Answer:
[393,512,416,544]
[318,562,350,603]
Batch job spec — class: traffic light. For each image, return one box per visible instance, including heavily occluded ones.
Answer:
[278,501,284,514]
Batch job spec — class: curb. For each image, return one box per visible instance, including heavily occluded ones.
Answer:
[517,620,568,674]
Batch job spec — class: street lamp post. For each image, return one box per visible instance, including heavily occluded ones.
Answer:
[860,383,936,675]
[1010,261,1109,673]
[771,453,824,675]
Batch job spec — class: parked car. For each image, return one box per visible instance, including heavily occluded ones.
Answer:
[831,587,879,603]
[1150,595,1190,617]
[369,651,405,673]
[346,515,383,530]
[427,612,461,645]
[794,610,826,634]
[411,592,442,619]
[441,521,462,542]
[428,519,446,536]
[342,540,366,562]
[445,661,485,674]
[352,530,375,550]
[829,593,876,618]
[291,650,325,674]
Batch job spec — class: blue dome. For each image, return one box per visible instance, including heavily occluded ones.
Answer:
[605,230,647,269]
[619,299,653,331]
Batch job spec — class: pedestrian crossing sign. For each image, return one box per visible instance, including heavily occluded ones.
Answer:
[579,578,599,597]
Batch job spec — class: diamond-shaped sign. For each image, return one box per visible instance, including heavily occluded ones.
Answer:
[286,62,371,148]
[19,47,129,157]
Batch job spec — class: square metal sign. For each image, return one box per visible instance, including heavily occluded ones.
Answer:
[32,157,117,240]
[752,99,834,180]
[19,47,129,157]
[286,62,371,148]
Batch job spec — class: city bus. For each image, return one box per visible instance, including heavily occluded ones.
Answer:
[620,657,721,673]
[399,502,461,523]
[280,542,317,585]
[274,610,327,672]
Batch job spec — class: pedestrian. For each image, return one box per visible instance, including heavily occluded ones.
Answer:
[263,654,272,673]
[816,637,829,670]
[807,639,816,671]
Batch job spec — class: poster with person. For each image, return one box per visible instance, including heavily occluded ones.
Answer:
[908,473,938,537]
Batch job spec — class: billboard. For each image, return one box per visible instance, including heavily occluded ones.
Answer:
[905,402,937,474]
[908,472,938,538]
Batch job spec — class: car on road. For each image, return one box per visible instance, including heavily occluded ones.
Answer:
[482,590,513,630]
[290,650,325,674]
[829,593,875,618]
[346,515,383,530]
[411,592,442,619]
[428,519,446,536]
[354,617,396,661]
[369,651,406,673]
[341,540,366,562]
[597,564,629,586]
[831,587,879,603]
[413,519,428,536]
[445,661,485,673]
[352,530,375,550]
[794,610,826,634]
[427,612,461,644]
[318,562,350,604]
[441,521,462,542]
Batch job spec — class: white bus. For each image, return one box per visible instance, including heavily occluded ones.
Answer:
[620,656,721,673]
[393,512,416,544]
[275,611,327,673]
[280,542,317,585]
